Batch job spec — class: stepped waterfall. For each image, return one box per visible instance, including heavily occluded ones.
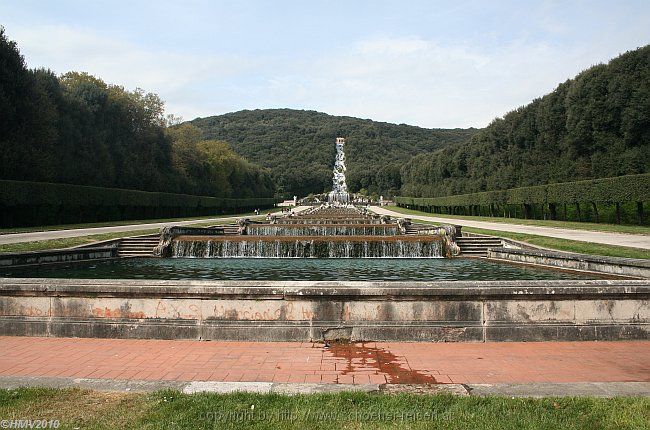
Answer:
[172,237,444,258]
[161,137,448,259]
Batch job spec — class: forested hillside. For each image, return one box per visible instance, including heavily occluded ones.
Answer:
[401,45,650,198]
[0,28,274,199]
[190,110,476,198]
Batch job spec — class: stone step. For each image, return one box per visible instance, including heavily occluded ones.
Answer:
[117,250,153,256]
[118,246,156,250]
[458,245,501,249]
[120,239,158,243]
[122,235,158,238]
[458,244,492,248]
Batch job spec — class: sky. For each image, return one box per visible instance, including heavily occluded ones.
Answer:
[1,0,649,128]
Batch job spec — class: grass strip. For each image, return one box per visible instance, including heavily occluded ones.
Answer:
[0,230,158,253]
[387,206,650,235]
[0,211,261,235]
[1,388,648,430]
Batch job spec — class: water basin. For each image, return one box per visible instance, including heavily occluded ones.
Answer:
[1,257,606,281]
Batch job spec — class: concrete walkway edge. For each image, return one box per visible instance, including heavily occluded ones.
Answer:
[1,376,648,397]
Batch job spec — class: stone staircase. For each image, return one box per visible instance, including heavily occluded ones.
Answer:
[222,224,241,235]
[404,225,420,235]
[455,236,503,256]
[117,235,160,257]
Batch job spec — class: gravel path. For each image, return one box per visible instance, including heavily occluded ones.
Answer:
[0,206,311,245]
[370,206,650,250]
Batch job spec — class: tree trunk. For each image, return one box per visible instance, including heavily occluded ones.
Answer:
[592,202,599,223]
[549,203,557,220]
[576,203,581,222]
[615,202,621,225]
[637,202,644,225]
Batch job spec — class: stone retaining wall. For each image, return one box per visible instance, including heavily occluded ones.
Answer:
[487,247,650,279]
[0,279,647,342]
[0,247,117,268]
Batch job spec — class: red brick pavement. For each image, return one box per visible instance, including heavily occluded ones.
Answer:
[0,337,648,385]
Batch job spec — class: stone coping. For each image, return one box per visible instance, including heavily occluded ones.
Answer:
[248,223,399,228]
[490,247,650,268]
[174,235,442,242]
[163,226,226,236]
[1,278,647,299]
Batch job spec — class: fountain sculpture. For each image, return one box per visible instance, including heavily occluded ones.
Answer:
[328,137,350,205]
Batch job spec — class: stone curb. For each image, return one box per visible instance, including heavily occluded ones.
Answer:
[0,376,647,397]
[466,382,650,397]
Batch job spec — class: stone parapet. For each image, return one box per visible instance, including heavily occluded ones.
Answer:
[487,247,650,278]
[0,278,647,342]
[0,247,117,268]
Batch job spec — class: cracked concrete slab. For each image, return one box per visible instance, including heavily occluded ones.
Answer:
[183,382,273,394]
[182,382,381,395]
[272,383,380,395]
[467,382,650,397]
[382,384,469,396]
[0,376,186,392]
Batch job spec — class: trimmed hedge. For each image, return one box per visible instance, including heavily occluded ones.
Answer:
[396,174,650,225]
[0,180,279,227]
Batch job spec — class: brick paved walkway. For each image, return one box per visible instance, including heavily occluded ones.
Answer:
[0,337,648,385]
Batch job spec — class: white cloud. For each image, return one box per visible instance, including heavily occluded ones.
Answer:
[357,37,430,55]
[7,23,648,129]
[9,23,254,108]
[255,33,646,128]
[256,37,580,128]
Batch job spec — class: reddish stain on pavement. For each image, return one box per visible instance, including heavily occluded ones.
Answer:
[326,342,437,384]
[0,337,648,385]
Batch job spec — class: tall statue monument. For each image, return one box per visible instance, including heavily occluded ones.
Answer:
[328,137,350,205]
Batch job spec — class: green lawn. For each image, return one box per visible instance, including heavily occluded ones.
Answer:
[0,230,159,253]
[0,216,270,253]
[406,218,648,260]
[0,211,262,235]
[386,206,650,235]
[463,227,649,260]
[0,388,648,430]
[0,218,248,253]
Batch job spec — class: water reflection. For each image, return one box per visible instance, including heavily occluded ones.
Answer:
[1,258,600,281]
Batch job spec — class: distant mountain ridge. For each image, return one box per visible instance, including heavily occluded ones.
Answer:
[190,109,477,197]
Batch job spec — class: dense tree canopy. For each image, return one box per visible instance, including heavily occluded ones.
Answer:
[0,28,274,199]
[401,45,650,198]
[191,109,476,198]
[5,24,645,204]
